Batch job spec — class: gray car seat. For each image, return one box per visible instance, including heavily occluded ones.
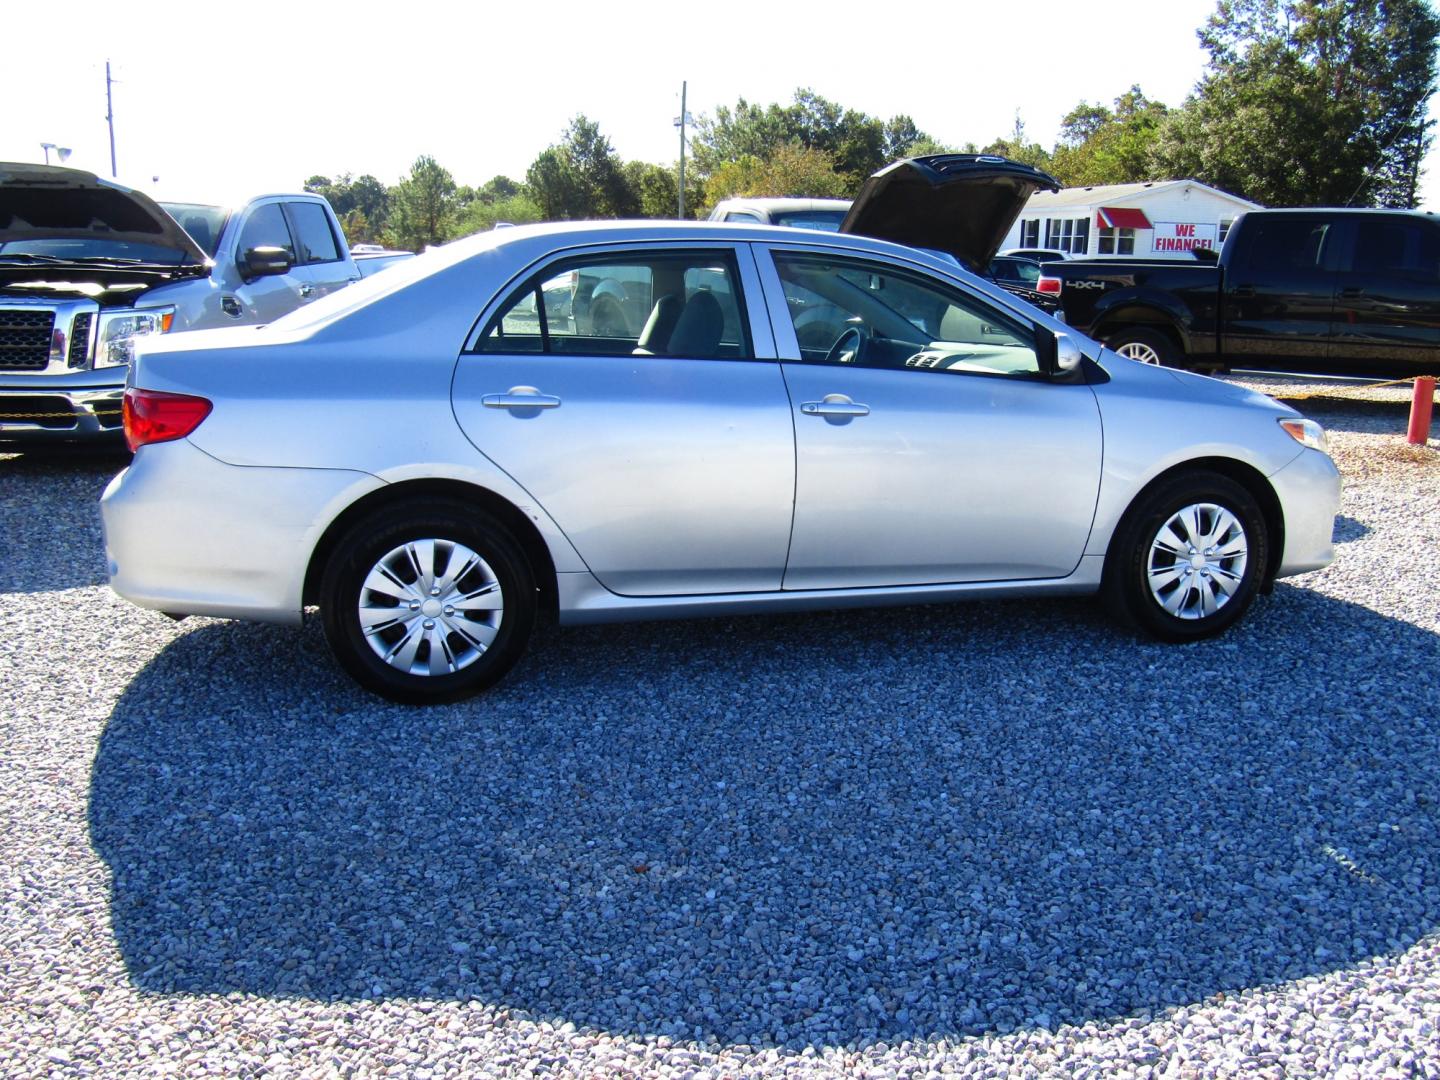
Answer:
[633,294,683,355]
[666,290,725,357]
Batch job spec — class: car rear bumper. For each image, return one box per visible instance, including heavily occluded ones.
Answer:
[102,438,384,624]
[1271,448,1342,578]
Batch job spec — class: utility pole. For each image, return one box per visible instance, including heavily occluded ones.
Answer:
[106,60,117,178]
[676,81,689,220]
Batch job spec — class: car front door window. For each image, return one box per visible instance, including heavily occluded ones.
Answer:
[772,253,1042,378]
[237,203,294,259]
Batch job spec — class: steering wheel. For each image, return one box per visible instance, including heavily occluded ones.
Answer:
[824,325,870,365]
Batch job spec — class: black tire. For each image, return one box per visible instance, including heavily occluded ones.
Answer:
[319,499,535,703]
[1106,326,1181,368]
[1102,471,1268,643]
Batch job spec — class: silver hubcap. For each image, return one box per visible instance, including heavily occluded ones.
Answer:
[1146,503,1248,620]
[1116,341,1162,365]
[357,539,503,676]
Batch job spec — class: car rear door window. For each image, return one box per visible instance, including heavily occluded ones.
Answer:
[286,201,341,264]
[1351,218,1440,280]
[479,252,752,359]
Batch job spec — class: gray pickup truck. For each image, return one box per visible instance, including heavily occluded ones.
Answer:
[0,162,361,445]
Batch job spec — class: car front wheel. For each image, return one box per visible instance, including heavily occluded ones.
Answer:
[1103,471,1268,642]
[319,500,535,703]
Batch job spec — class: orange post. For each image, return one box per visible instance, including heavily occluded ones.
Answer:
[1408,376,1436,446]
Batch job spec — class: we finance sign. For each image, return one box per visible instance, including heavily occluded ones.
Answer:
[1151,221,1219,254]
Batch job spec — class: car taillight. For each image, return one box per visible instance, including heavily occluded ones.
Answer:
[123,387,212,452]
[1036,276,1062,294]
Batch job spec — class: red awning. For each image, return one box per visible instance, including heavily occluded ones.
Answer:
[1096,206,1152,229]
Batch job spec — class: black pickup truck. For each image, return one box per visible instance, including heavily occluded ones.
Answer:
[1038,208,1440,377]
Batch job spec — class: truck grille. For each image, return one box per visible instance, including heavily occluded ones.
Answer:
[67,312,94,367]
[0,310,55,371]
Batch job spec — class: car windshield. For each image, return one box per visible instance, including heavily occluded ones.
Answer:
[158,202,230,258]
[1001,259,1041,283]
[772,210,846,232]
[0,237,193,264]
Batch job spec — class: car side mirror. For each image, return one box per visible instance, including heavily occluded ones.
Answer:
[240,246,293,280]
[1036,327,1084,376]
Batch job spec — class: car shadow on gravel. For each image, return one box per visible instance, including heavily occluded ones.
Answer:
[0,451,127,593]
[89,588,1440,1049]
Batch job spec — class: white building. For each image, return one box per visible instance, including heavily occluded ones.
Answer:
[1002,180,1262,259]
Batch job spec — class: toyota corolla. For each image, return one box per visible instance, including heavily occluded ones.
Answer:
[101,157,1340,703]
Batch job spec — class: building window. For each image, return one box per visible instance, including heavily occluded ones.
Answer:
[1218,219,1234,246]
[1098,227,1135,255]
[1020,219,1040,247]
[1045,217,1090,255]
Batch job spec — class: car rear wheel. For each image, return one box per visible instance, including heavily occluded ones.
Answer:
[1108,327,1179,367]
[1103,471,1267,642]
[319,500,535,703]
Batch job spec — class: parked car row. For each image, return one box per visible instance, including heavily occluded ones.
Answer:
[100,156,1341,703]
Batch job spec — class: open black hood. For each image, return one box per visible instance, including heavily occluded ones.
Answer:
[0,162,208,264]
[841,154,1061,273]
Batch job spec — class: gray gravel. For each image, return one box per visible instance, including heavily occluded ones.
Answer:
[2,378,1439,1078]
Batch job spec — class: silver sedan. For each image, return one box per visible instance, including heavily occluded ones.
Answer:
[101,220,1340,702]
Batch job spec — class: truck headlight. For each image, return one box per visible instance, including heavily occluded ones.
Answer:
[94,307,176,368]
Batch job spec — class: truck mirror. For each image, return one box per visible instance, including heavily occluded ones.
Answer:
[241,246,293,280]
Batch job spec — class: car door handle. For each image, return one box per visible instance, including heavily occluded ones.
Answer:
[1340,286,1365,298]
[800,398,870,417]
[481,388,561,410]
[1231,285,1255,298]
[298,283,314,298]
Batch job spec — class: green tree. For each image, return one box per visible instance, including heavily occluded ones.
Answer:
[702,144,854,210]
[452,192,544,237]
[385,155,458,251]
[1050,87,1169,187]
[525,146,589,220]
[305,173,391,242]
[1152,0,1440,206]
[690,89,934,186]
[524,116,639,219]
[980,113,1055,173]
[476,175,521,203]
[622,160,683,218]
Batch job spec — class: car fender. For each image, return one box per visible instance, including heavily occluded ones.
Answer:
[1085,359,1300,558]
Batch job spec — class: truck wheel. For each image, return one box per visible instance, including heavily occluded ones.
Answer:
[319,500,535,703]
[1102,471,1267,643]
[1108,327,1179,367]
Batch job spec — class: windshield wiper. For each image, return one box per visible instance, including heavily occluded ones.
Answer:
[0,253,71,265]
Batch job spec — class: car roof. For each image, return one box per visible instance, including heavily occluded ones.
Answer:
[438,218,965,271]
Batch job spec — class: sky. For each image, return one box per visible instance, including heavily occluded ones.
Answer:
[5,0,1440,209]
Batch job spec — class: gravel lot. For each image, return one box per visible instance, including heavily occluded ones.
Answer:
[2,376,1438,1078]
